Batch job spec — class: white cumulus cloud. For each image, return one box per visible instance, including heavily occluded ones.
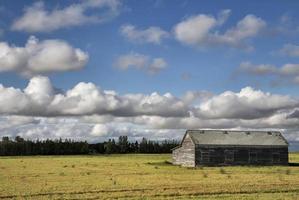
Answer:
[91,124,110,136]
[120,24,169,44]
[0,79,298,142]
[196,87,299,119]
[239,61,299,85]
[173,10,266,50]
[0,36,89,77]
[115,52,167,74]
[278,44,299,57]
[11,0,121,32]
[0,76,188,117]
[0,76,298,121]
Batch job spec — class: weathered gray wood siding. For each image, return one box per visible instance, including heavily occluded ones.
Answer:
[172,134,195,167]
[195,146,288,166]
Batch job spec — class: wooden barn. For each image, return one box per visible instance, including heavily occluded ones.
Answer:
[172,130,289,167]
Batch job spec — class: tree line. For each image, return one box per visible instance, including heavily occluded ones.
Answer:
[0,136,179,156]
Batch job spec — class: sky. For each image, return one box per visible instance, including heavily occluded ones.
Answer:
[0,0,299,147]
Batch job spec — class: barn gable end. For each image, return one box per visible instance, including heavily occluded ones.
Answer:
[172,133,195,167]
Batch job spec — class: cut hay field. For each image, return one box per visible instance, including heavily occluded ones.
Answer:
[0,153,299,200]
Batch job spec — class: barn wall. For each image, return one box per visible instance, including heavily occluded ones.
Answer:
[195,146,288,166]
[172,134,195,167]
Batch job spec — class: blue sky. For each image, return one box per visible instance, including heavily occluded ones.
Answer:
[0,0,298,95]
[0,0,299,145]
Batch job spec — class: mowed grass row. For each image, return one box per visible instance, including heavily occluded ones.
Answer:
[0,153,298,199]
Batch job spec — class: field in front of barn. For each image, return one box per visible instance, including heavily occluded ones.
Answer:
[0,154,299,199]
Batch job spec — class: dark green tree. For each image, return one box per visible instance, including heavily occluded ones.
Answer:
[118,136,129,153]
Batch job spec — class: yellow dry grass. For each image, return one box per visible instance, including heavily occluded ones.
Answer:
[0,153,298,199]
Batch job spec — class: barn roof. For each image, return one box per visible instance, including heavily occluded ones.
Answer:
[185,130,288,147]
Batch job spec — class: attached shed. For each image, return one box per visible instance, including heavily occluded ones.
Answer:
[172,130,289,167]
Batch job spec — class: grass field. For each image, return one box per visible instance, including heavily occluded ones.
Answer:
[0,153,299,200]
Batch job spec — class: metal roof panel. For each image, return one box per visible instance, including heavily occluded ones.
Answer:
[186,130,288,146]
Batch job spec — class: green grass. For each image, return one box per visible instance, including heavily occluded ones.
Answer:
[0,153,298,199]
